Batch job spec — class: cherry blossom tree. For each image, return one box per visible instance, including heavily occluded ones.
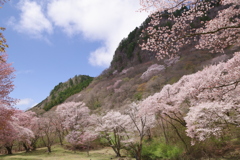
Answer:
[139,52,240,145]
[51,113,66,146]
[13,110,36,152]
[0,107,17,154]
[0,106,14,134]
[184,52,240,144]
[139,0,240,59]
[0,1,15,108]
[56,102,91,131]
[95,110,131,157]
[65,129,97,156]
[138,0,240,147]
[28,115,40,151]
[37,117,56,152]
[0,50,15,108]
[56,102,96,152]
[123,102,156,160]
[139,77,191,150]
[0,3,17,154]
[0,109,35,154]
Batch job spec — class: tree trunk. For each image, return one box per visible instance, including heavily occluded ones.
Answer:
[87,141,90,156]
[136,145,142,160]
[47,146,51,153]
[160,118,169,144]
[56,131,63,146]
[5,146,13,155]
[31,144,37,151]
[111,146,121,157]
[30,136,39,151]
[23,143,30,152]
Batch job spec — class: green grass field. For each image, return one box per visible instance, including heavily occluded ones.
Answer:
[0,145,130,160]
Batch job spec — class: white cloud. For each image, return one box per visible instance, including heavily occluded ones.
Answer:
[9,0,52,39]
[14,98,37,111]
[47,0,148,67]
[89,47,113,67]
[9,0,148,67]
[16,98,34,106]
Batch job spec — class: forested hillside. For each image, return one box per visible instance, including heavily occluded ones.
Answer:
[31,75,93,113]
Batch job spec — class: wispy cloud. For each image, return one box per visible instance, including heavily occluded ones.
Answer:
[8,0,52,39]
[15,69,34,75]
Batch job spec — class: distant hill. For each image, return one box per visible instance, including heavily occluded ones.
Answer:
[31,75,93,114]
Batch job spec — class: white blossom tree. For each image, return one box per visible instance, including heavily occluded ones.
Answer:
[95,110,131,157]
[139,0,239,59]
[124,102,156,160]
[56,102,96,153]
[139,52,240,145]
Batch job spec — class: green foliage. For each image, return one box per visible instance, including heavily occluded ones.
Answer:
[168,76,180,84]
[126,42,136,59]
[133,92,142,101]
[44,75,93,111]
[142,140,183,160]
[140,16,152,29]
[116,26,142,62]
[161,10,170,19]
[190,22,196,28]
[122,77,130,82]
[113,55,123,63]
[199,15,211,22]
[93,100,101,109]
[173,6,188,17]
[69,78,74,86]
[118,27,138,52]
[50,82,64,95]
[87,96,101,110]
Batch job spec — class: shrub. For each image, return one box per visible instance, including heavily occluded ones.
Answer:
[133,92,142,101]
[142,140,183,160]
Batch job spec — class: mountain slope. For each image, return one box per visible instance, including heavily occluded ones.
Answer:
[31,75,93,114]
[31,4,240,114]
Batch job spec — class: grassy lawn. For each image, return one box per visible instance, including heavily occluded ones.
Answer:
[0,145,129,160]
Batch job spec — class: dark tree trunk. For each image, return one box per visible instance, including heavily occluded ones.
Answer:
[5,146,13,155]
[23,143,30,152]
[30,136,39,151]
[47,146,51,153]
[58,133,63,146]
[111,146,121,157]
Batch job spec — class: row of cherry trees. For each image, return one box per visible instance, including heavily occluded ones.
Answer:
[55,101,155,159]
[96,52,240,159]
[0,52,239,158]
[88,53,239,159]
[139,52,240,145]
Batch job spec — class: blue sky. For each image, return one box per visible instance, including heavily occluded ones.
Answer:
[0,0,148,111]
